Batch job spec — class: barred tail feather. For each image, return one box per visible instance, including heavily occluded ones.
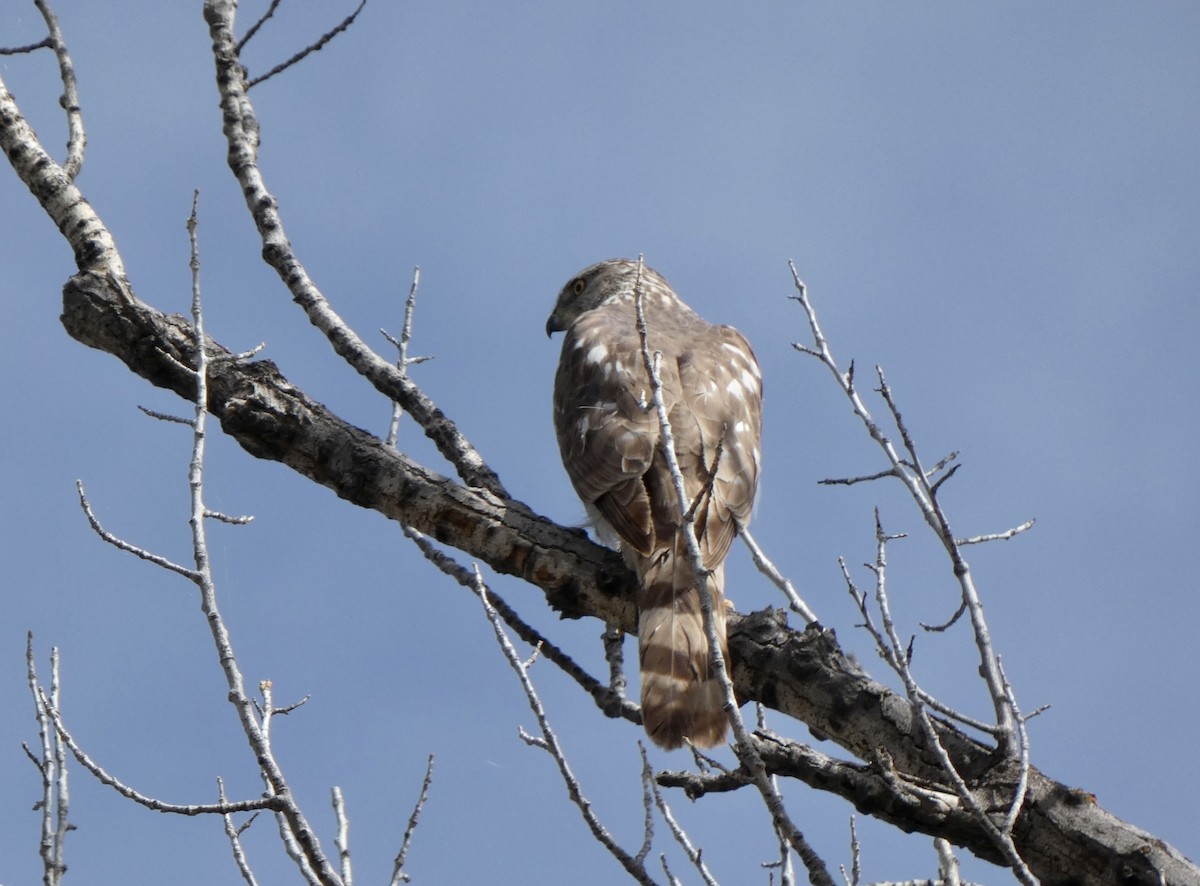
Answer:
[637,549,729,750]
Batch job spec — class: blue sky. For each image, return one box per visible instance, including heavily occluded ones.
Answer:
[2,2,1197,883]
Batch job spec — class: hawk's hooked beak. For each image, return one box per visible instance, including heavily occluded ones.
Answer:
[545,313,563,337]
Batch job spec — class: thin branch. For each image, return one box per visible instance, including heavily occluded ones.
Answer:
[390,753,434,886]
[767,836,796,886]
[638,743,719,886]
[936,836,963,886]
[872,365,1016,749]
[996,658,1032,834]
[26,636,68,886]
[840,816,861,886]
[236,0,283,52]
[183,193,341,884]
[602,623,629,706]
[737,524,818,624]
[206,508,256,525]
[32,0,85,180]
[923,450,961,481]
[138,404,193,425]
[788,263,1030,782]
[203,0,504,495]
[636,750,655,867]
[331,787,353,886]
[384,266,432,448]
[218,777,261,886]
[75,479,199,580]
[919,599,969,633]
[37,688,278,816]
[862,512,1037,884]
[956,519,1036,546]
[402,525,640,724]
[0,37,53,54]
[474,566,657,886]
[928,461,961,497]
[789,264,1019,735]
[818,467,897,486]
[247,1,368,89]
[634,260,833,886]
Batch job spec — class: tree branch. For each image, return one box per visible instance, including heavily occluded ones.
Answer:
[202,0,504,496]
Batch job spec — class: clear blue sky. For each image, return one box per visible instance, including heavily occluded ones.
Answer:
[2,3,1197,883]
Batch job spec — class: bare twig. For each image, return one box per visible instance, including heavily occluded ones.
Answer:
[956,519,1036,546]
[765,838,796,886]
[790,266,1039,882]
[247,1,368,89]
[871,365,1016,748]
[737,524,818,623]
[919,599,969,633]
[636,751,655,867]
[390,753,434,885]
[206,508,255,525]
[26,636,68,886]
[137,404,193,425]
[634,259,833,886]
[384,267,434,448]
[76,479,199,579]
[204,0,505,495]
[638,743,719,886]
[474,565,657,886]
[602,623,629,705]
[236,0,283,52]
[996,658,1032,834]
[790,263,1018,744]
[839,816,861,886]
[819,467,897,486]
[863,512,1037,884]
[32,0,85,179]
[331,788,353,886]
[935,837,962,886]
[37,688,277,816]
[218,776,261,886]
[402,524,640,724]
[0,37,53,54]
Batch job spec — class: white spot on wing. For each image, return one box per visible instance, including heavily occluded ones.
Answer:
[586,344,609,365]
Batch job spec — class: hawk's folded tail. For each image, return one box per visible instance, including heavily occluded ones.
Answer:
[636,542,729,750]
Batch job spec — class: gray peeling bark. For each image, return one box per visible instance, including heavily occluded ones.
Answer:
[58,270,1198,886]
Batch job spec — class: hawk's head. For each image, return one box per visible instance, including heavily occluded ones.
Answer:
[545,258,671,336]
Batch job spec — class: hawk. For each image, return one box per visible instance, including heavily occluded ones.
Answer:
[546,259,763,749]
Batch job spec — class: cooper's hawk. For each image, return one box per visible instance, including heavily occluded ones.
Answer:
[546,259,762,749]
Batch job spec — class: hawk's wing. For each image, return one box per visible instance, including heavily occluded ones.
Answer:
[552,303,670,555]
[553,301,761,564]
[668,323,762,568]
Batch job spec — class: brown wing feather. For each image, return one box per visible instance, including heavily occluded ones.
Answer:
[553,301,672,554]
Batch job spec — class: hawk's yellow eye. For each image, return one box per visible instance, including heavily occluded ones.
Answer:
[571,278,586,296]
